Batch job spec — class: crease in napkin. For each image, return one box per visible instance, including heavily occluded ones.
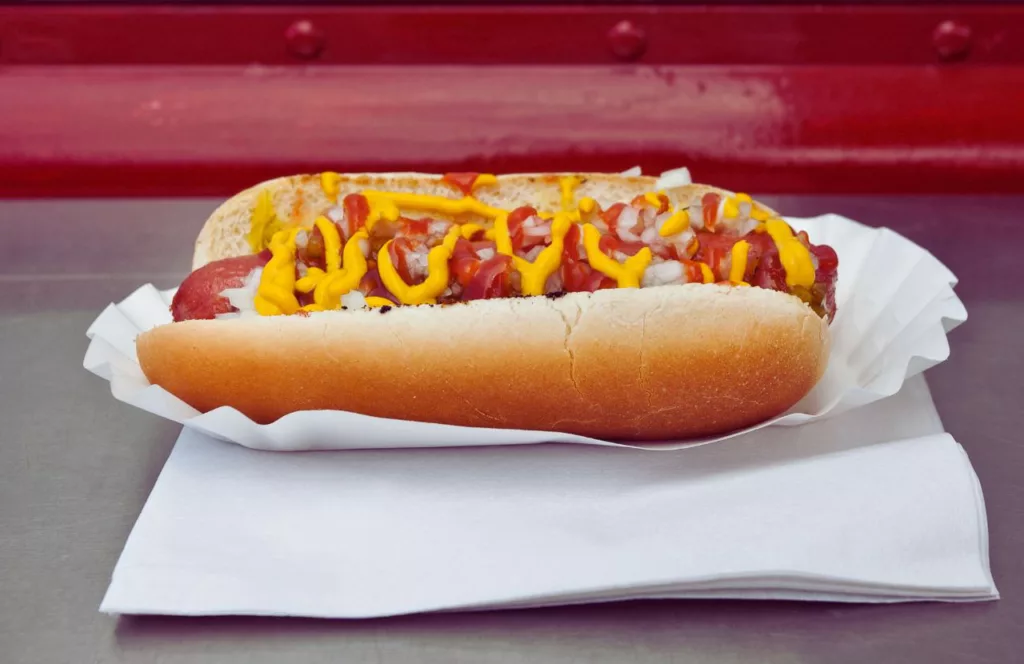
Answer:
[100,375,997,618]
[84,214,966,451]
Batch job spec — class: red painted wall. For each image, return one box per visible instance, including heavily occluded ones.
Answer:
[2,5,1022,196]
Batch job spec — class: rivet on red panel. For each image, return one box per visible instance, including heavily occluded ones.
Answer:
[285,20,326,60]
[933,20,972,62]
[607,20,647,62]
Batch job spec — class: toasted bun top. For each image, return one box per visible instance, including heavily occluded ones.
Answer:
[192,172,771,270]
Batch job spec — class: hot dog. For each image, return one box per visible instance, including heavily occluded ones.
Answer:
[137,171,836,441]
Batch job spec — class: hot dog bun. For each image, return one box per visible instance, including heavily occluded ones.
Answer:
[143,171,829,441]
[138,283,828,440]
[192,172,765,269]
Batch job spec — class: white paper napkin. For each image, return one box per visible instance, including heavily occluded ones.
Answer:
[83,214,967,451]
[100,375,997,618]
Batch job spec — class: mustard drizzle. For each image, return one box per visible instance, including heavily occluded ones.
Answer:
[248,175,814,315]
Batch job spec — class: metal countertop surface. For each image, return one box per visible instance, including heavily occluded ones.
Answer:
[1,196,1021,663]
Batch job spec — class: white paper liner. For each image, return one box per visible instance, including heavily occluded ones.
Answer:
[84,214,965,451]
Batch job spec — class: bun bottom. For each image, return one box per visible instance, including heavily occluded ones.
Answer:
[137,285,830,441]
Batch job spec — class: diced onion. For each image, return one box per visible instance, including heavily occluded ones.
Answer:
[219,267,263,313]
[546,270,563,293]
[618,228,641,243]
[522,220,550,238]
[616,206,641,240]
[326,205,345,224]
[620,166,642,177]
[654,166,692,190]
[617,205,640,229]
[341,290,368,309]
[522,215,545,230]
[640,226,659,245]
[671,227,696,255]
[689,204,704,230]
[525,245,545,261]
[429,220,451,238]
[295,229,309,248]
[406,250,429,280]
[477,247,495,261]
[717,197,728,223]
[735,218,761,235]
[642,261,685,287]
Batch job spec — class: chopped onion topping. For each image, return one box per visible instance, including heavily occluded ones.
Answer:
[715,196,757,234]
[341,290,367,310]
[670,227,697,256]
[689,204,704,230]
[428,220,451,238]
[616,206,641,240]
[654,167,692,190]
[717,196,729,223]
[406,250,429,280]
[642,261,686,288]
[325,205,345,224]
[546,270,564,293]
[219,267,263,313]
[477,247,495,261]
[735,218,761,235]
[522,218,550,237]
[640,207,660,227]
[620,165,642,177]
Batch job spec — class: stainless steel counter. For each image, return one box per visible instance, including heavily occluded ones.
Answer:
[1,196,1021,663]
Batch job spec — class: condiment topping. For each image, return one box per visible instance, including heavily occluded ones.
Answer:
[190,175,837,322]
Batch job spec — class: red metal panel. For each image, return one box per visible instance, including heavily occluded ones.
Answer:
[0,5,1022,65]
[2,64,1022,196]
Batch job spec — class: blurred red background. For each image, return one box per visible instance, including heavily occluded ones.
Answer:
[2,3,1023,196]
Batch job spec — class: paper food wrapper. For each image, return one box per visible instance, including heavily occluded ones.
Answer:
[84,214,965,451]
[99,376,998,616]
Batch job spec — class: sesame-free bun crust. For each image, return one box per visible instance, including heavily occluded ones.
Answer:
[138,285,829,441]
[192,172,767,269]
